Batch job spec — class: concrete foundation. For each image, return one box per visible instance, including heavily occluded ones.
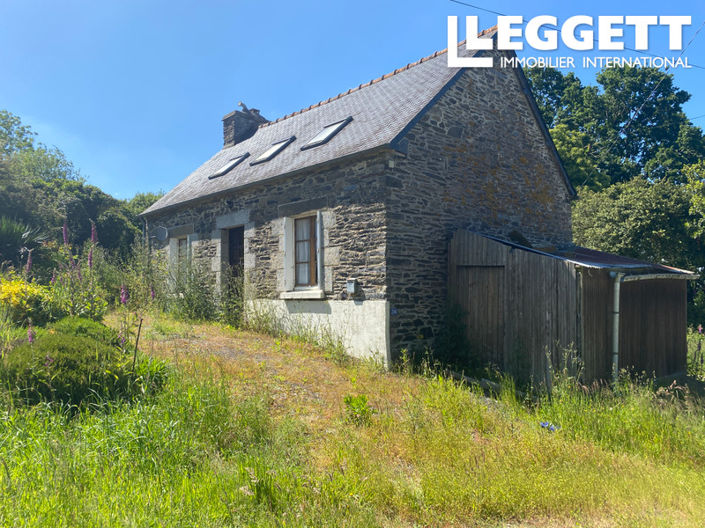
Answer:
[246,299,390,365]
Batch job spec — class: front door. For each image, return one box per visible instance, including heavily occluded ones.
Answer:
[228,226,244,275]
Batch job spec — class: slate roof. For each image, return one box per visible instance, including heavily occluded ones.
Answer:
[142,26,572,216]
[141,31,498,216]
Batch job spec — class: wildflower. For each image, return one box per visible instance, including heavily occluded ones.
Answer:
[27,323,35,344]
[25,249,32,275]
[50,271,56,285]
[88,247,93,269]
[120,285,129,305]
[77,267,83,282]
[90,221,98,244]
[540,421,560,432]
[44,355,54,367]
[150,285,155,300]
[62,221,69,246]
[698,324,703,335]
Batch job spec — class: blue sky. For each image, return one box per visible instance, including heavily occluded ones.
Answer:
[1,0,704,199]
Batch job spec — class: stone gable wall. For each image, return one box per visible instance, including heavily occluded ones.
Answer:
[385,52,573,355]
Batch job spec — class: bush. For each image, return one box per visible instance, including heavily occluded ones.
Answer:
[220,265,244,327]
[2,332,142,406]
[48,316,120,347]
[0,273,62,325]
[48,243,108,321]
[168,260,219,321]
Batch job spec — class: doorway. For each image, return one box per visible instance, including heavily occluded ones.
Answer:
[227,226,244,274]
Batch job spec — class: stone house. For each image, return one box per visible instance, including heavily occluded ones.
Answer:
[140,29,577,365]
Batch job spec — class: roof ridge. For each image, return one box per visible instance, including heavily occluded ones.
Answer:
[258,26,497,129]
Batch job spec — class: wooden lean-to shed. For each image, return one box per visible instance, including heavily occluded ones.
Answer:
[448,230,697,383]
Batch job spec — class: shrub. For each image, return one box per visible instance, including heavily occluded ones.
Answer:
[0,273,62,325]
[2,332,142,406]
[434,302,475,371]
[220,265,244,327]
[48,243,108,321]
[168,259,219,321]
[48,316,120,347]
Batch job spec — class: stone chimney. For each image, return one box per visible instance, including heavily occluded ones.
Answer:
[222,102,269,147]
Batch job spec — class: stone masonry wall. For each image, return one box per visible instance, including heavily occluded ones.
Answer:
[385,50,573,356]
[147,155,389,302]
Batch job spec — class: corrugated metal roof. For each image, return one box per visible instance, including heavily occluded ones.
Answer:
[141,31,498,217]
[480,233,696,277]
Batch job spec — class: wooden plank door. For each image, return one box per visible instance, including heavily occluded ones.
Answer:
[452,265,505,368]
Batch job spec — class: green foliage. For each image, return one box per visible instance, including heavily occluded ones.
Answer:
[122,191,164,220]
[48,316,120,347]
[533,373,705,466]
[2,333,132,406]
[8,145,81,183]
[3,323,705,525]
[220,266,244,327]
[49,243,107,321]
[343,393,375,426]
[525,67,705,189]
[168,259,219,321]
[0,110,158,261]
[0,109,35,157]
[116,238,167,311]
[684,160,705,238]
[95,208,140,260]
[687,327,705,380]
[0,273,64,326]
[550,124,607,190]
[434,302,475,370]
[0,216,46,268]
[573,177,696,266]
[572,176,705,322]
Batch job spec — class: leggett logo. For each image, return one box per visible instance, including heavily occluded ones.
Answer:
[448,15,692,69]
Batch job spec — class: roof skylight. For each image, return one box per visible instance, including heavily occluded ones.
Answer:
[301,117,353,150]
[251,136,296,165]
[208,153,249,179]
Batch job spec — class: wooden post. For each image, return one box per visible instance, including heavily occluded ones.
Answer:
[132,318,143,373]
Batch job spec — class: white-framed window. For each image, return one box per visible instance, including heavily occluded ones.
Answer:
[176,237,188,267]
[168,233,192,279]
[281,211,324,299]
[295,215,317,287]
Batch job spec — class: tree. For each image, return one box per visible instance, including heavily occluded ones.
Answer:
[573,177,698,267]
[0,109,35,157]
[550,124,607,190]
[525,67,705,189]
[0,110,145,263]
[573,177,705,323]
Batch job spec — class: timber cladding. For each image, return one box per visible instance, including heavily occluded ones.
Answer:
[449,231,688,383]
[619,279,687,377]
[449,230,577,382]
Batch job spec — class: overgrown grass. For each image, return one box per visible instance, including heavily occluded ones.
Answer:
[0,366,377,527]
[2,315,705,526]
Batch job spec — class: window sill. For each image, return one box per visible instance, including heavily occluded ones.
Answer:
[280,289,325,300]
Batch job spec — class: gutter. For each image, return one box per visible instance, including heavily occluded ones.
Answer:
[622,272,699,281]
[610,272,624,385]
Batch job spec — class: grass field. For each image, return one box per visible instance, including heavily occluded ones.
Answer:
[1,313,705,527]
